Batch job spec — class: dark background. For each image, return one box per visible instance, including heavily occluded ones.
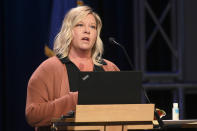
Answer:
[1,0,197,130]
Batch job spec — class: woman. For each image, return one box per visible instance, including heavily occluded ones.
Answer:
[25,6,119,129]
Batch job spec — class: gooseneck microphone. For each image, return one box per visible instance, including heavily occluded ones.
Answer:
[109,37,134,70]
[109,37,164,129]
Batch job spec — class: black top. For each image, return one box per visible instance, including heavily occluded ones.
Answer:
[58,56,106,92]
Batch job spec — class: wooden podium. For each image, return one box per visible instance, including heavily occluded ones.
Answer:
[51,104,154,131]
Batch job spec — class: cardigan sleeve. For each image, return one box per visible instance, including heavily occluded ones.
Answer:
[25,58,78,127]
[103,59,120,71]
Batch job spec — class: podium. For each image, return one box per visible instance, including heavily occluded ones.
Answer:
[51,104,154,131]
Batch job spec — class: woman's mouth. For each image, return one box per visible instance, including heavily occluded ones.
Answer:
[81,37,90,42]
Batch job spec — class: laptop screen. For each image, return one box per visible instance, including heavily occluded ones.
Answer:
[77,71,142,105]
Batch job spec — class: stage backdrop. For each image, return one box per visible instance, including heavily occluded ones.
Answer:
[1,0,197,131]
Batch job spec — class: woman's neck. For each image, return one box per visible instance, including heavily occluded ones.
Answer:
[68,49,93,71]
[68,48,92,61]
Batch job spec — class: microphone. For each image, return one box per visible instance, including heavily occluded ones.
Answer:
[109,37,164,129]
[109,37,134,70]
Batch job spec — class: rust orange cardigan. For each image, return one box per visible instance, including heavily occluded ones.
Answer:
[26,56,120,127]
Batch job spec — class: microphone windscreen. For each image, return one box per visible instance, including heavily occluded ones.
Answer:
[108,37,115,43]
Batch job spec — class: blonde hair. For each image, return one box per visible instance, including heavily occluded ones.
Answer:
[53,6,103,66]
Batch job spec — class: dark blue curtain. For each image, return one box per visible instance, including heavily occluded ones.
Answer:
[0,0,4,130]
[0,0,52,130]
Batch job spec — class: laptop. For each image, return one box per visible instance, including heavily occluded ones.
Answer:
[78,71,142,105]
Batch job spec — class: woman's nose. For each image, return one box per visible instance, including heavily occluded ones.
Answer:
[84,26,90,34]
